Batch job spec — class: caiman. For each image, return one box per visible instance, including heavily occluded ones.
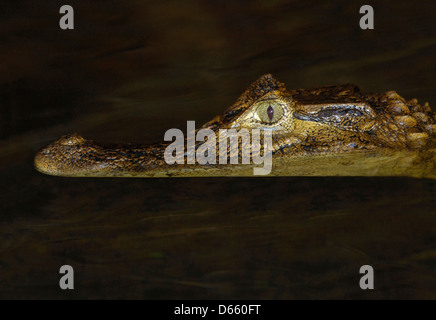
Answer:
[34,74,436,178]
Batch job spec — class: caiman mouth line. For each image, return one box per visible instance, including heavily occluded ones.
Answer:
[34,74,436,179]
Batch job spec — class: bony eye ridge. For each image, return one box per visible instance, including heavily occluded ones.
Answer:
[256,101,284,124]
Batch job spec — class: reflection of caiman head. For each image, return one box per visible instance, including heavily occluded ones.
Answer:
[35,74,435,177]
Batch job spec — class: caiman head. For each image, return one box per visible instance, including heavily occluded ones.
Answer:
[34,74,435,177]
[201,74,435,155]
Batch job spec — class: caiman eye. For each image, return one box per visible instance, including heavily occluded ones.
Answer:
[255,101,284,124]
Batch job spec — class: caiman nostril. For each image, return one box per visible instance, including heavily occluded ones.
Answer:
[59,134,86,146]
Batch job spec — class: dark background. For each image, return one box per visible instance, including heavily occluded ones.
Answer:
[0,0,435,299]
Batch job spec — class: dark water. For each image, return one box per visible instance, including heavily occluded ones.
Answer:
[1,0,436,299]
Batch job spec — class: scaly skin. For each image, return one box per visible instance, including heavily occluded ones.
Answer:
[34,74,436,178]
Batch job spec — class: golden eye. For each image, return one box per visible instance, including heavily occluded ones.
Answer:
[255,101,284,124]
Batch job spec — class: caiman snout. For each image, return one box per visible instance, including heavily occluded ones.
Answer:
[34,134,166,177]
[34,134,109,177]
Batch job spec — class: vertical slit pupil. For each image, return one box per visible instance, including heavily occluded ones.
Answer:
[267,105,274,121]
